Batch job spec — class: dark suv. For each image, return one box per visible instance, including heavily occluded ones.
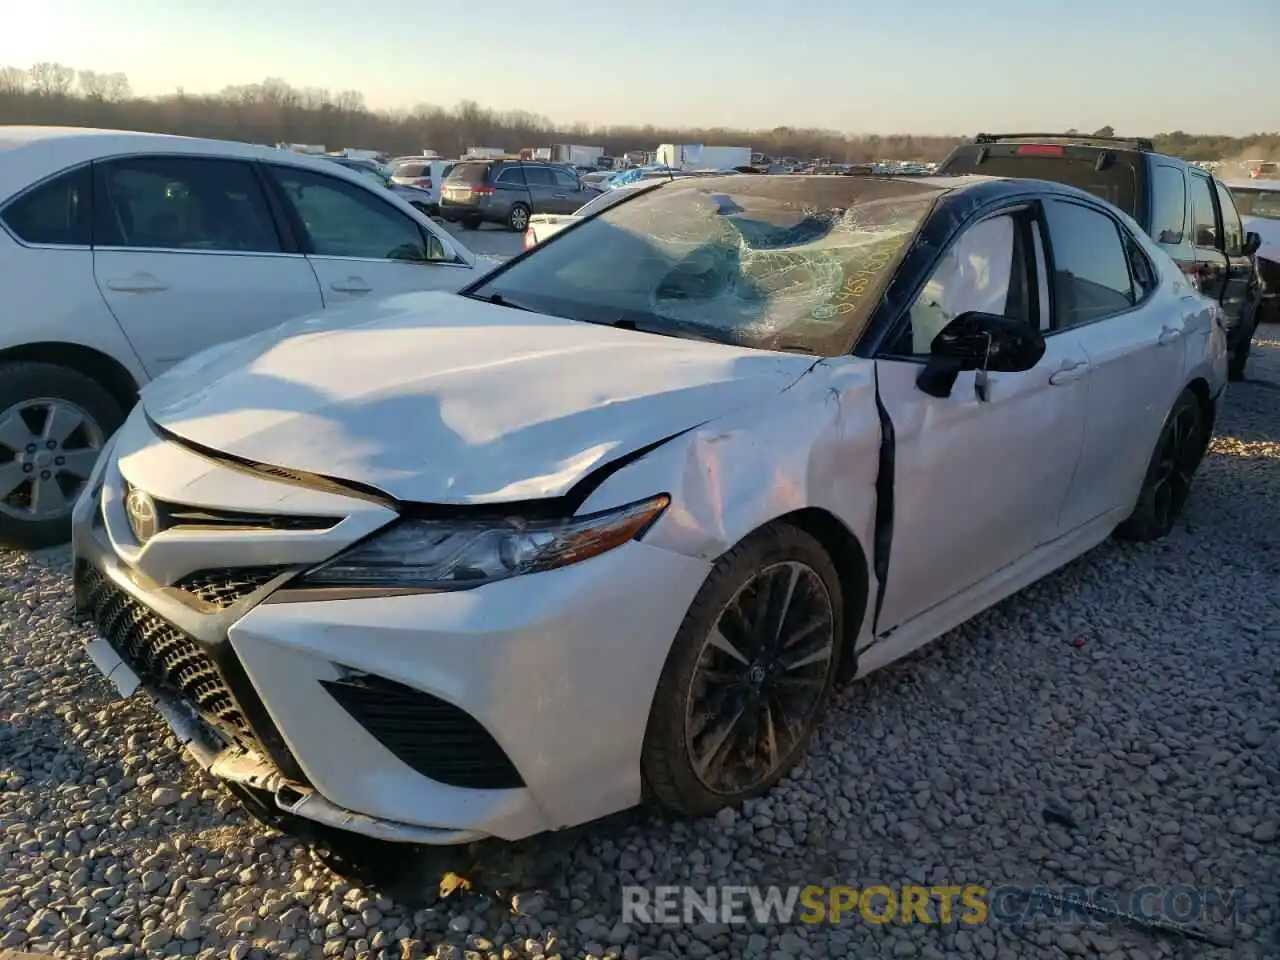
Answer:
[939,134,1265,379]
[439,160,595,232]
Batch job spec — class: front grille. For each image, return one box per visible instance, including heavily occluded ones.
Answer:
[176,567,287,608]
[78,565,249,736]
[121,480,338,538]
[321,673,524,790]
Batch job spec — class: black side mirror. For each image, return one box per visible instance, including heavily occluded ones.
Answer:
[1245,231,1262,257]
[916,311,1046,399]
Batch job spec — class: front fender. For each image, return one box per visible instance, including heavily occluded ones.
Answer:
[576,356,883,580]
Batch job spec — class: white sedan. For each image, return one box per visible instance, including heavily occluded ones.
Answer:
[0,126,497,548]
[72,173,1226,849]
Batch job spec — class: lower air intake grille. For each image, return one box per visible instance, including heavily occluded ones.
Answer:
[320,674,524,790]
[77,565,249,737]
[176,567,287,608]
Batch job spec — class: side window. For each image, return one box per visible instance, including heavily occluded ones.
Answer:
[524,167,556,187]
[1213,180,1244,257]
[1188,175,1219,249]
[1,165,92,246]
[1125,233,1157,301]
[268,165,441,262]
[1150,165,1187,245]
[96,156,281,253]
[552,167,579,190]
[1042,200,1134,328]
[495,167,525,186]
[895,214,1019,355]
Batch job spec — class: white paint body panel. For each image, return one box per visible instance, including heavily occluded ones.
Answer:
[0,125,484,392]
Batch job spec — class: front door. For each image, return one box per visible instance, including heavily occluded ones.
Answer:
[1038,198,1188,533]
[91,155,324,377]
[873,208,1088,631]
[264,163,474,305]
[550,166,590,213]
[1212,179,1257,328]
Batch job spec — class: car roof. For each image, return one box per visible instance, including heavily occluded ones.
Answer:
[0,124,376,200]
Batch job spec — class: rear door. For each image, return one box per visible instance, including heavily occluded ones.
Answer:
[263,162,473,304]
[521,166,560,213]
[1045,198,1186,533]
[1213,179,1256,327]
[1187,172,1236,320]
[91,154,323,377]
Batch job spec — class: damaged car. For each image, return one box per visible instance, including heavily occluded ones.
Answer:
[72,173,1227,851]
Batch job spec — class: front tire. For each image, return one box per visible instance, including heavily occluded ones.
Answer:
[641,524,842,817]
[0,362,124,549]
[1114,389,1206,542]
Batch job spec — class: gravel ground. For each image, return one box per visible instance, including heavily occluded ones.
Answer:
[2,329,1278,960]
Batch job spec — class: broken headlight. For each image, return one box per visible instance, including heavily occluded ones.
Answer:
[294,494,670,590]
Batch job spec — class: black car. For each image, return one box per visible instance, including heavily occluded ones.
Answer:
[939,134,1264,379]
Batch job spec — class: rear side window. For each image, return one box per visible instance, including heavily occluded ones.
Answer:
[1188,175,1218,249]
[2,165,92,246]
[524,167,556,186]
[96,156,282,253]
[1150,166,1187,244]
[1043,200,1134,327]
[446,163,491,184]
[1214,180,1244,257]
[394,162,429,178]
[494,167,526,186]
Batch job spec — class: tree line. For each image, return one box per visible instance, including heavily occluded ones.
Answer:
[1,62,1277,163]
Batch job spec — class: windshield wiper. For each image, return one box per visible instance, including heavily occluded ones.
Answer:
[472,292,536,312]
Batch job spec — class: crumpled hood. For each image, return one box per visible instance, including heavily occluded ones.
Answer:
[142,291,816,504]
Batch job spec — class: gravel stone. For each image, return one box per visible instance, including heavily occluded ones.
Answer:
[2,328,1279,960]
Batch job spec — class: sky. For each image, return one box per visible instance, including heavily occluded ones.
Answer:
[4,0,1279,136]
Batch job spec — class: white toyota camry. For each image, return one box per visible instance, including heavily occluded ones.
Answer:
[72,173,1227,849]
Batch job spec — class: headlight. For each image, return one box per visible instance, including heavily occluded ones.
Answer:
[294,494,670,590]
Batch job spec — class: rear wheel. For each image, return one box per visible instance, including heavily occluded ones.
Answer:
[507,203,530,232]
[642,525,842,816]
[0,362,124,549]
[1114,389,1206,542]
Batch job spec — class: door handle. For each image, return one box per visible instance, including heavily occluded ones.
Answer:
[105,275,169,293]
[331,278,371,294]
[1157,325,1184,346]
[1048,358,1090,385]
[552,193,567,199]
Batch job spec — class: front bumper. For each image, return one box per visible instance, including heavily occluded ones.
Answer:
[70,422,710,844]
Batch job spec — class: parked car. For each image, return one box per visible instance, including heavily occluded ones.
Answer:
[523,180,666,249]
[438,159,596,231]
[0,126,497,548]
[389,158,455,214]
[72,173,1226,851]
[322,156,435,215]
[1224,178,1280,323]
[938,134,1264,379]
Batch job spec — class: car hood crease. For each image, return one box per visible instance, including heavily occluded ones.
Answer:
[141,291,817,504]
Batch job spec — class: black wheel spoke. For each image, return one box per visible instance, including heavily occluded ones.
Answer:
[685,560,835,796]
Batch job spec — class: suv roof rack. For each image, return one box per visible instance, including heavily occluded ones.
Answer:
[973,133,1155,153]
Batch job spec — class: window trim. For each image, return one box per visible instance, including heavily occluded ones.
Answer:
[0,160,96,251]
[875,202,1037,363]
[261,160,463,266]
[1039,197,1154,336]
[91,153,296,258]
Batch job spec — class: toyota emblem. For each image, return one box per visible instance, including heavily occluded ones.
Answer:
[125,488,159,544]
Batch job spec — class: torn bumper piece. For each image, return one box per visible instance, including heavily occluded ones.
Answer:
[151,689,486,846]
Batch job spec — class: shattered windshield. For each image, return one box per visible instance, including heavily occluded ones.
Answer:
[468,176,942,354]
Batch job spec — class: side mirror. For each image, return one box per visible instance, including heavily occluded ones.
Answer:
[916,311,1046,399]
[1245,231,1262,256]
